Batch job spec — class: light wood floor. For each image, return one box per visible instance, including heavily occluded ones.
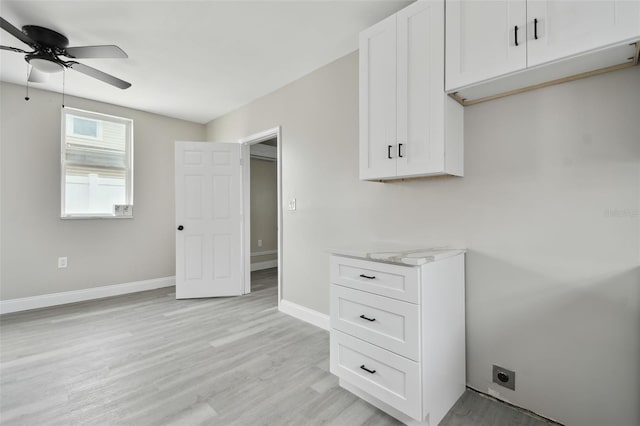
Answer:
[0,269,556,426]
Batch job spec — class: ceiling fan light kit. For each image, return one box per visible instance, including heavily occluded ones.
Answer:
[29,56,64,73]
[0,16,132,96]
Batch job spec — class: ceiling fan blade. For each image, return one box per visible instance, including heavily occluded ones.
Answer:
[68,62,131,89]
[28,67,49,83]
[0,45,27,53]
[0,17,35,46]
[64,45,127,59]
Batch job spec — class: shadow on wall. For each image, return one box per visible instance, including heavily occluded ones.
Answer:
[466,252,639,425]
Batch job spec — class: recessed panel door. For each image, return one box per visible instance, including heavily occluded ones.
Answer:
[175,141,243,298]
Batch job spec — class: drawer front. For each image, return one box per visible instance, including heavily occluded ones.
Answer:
[330,255,420,303]
[331,285,420,361]
[330,330,421,420]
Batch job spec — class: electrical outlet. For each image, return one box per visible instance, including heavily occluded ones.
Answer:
[492,365,515,391]
[258,239,263,247]
[58,257,68,268]
[288,198,296,211]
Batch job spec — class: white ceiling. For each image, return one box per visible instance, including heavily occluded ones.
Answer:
[0,1,408,124]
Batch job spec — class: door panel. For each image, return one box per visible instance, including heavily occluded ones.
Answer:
[176,141,243,299]
[446,0,527,90]
[527,0,640,66]
[359,14,397,180]
[397,0,445,176]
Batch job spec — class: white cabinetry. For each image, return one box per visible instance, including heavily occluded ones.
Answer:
[446,0,640,102]
[526,0,640,67]
[445,0,527,91]
[330,253,466,426]
[360,1,463,181]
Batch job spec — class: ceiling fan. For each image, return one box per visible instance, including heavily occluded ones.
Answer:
[0,17,131,89]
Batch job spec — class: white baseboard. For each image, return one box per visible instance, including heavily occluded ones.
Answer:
[251,249,278,257]
[0,276,175,315]
[279,299,329,331]
[251,259,278,271]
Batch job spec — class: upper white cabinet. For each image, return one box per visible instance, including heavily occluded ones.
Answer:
[446,0,640,95]
[445,0,527,91]
[527,0,640,67]
[360,1,463,181]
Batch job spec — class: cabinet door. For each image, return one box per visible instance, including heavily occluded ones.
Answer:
[527,0,640,67]
[397,0,445,177]
[445,0,527,91]
[359,14,397,180]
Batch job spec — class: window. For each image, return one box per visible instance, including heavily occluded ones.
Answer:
[61,107,133,218]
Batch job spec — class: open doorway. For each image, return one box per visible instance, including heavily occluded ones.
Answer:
[240,127,282,307]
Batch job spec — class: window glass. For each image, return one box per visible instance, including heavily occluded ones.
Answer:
[61,108,133,218]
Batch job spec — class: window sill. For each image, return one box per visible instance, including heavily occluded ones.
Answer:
[60,215,135,220]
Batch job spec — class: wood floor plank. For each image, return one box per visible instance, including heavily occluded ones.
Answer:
[0,268,557,426]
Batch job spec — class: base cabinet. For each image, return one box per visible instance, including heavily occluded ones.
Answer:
[329,253,466,425]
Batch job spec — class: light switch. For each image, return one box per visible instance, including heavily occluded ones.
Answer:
[258,239,263,247]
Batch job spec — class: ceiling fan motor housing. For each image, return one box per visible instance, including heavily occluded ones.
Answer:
[22,25,69,49]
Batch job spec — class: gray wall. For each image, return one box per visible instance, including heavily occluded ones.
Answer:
[0,82,206,300]
[250,157,278,265]
[206,52,640,426]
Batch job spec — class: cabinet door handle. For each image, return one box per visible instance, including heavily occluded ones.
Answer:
[359,274,376,279]
[398,143,403,158]
[360,365,376,374]
[359,314,376,322]
[514,25,519,46]
[534,18,539,40]
[387,145,393,159]
[177,225,184,231]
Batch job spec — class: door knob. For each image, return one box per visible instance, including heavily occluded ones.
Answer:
[177,225,184,231]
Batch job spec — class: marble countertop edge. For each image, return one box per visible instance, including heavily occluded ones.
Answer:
[330,246,466,266]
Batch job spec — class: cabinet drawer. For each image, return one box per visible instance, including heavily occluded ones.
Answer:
[330,255,420,303]
[330,330,421,420]
[331,285,420,361]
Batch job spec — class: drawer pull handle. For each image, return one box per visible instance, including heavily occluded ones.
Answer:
[360,365,376,374]
[359,314,376,322]
[359,274,376,280]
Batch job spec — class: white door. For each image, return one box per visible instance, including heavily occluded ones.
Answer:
[396,0,445,177]
[175,141,244,299]
[359,13,397,180]
[445,0,527,91]
[527,0,640,67]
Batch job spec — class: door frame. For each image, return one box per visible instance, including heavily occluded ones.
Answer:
[239,126,282,307]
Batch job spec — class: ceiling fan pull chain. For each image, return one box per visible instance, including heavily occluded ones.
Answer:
[62,68,66,107]
[24,63,30,101]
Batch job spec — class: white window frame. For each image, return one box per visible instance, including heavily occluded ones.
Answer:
[60,107,134,219]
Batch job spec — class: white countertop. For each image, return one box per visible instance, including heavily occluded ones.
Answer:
[330,245,465,266]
